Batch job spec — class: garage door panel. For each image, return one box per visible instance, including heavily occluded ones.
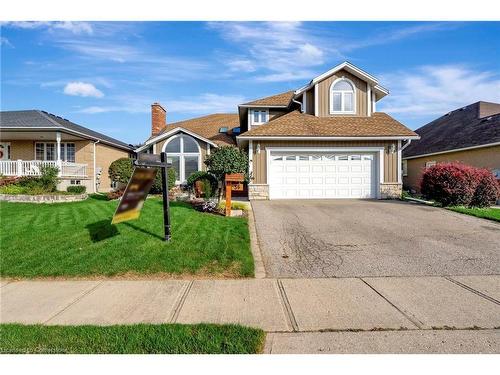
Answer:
[269,151,377,200]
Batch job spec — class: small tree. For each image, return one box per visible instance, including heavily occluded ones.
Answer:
[204,146,248,200]
[204,146,248,182]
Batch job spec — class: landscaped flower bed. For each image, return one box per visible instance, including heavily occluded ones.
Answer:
[0,165,88,202]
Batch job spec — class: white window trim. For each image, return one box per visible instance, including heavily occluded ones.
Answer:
[265,146,384,199]
[402,160,408,177]
[329,77,356,115]
[34,142,75,162]
[397,140,402,183]
[250,109,269,126]
[425,161,437,169]
[162,134,202,184]
[367,83,372,116]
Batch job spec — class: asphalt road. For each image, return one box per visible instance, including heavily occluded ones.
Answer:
[252,200,500,278]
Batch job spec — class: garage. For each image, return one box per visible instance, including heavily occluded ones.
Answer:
[268,151,378,199]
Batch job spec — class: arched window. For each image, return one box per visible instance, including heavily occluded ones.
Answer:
[330,78,356,114]
[163,134,201,183]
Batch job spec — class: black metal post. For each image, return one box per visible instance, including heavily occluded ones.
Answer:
[160,152,171,241]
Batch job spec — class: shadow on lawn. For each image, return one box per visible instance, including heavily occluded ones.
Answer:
[123,222,164,241]
[86,220,120,242]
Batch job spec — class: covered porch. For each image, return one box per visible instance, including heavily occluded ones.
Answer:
[0,130,89,179]
[0,160,87,178]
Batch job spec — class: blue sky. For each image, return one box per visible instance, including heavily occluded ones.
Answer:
[1,21,499,144]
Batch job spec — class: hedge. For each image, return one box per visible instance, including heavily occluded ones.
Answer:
[420,162,499,207]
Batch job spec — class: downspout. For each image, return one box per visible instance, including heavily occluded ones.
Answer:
[93,140,100,193]
[401,139,412,151]
[291,98,303,113]
[399,139,412,185]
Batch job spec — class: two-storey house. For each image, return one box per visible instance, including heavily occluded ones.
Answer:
[137,61,419,200]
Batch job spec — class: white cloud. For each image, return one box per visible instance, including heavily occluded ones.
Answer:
[78,106,120,114]
[0,37,13,47]
[226,59,256,73]
[210,22,464,84]
[209,22,329,82]
[51,22,93,35]
[344,23,458,51]
[63,82,104,98]
[378,65,500,118]
[2,21,93,35]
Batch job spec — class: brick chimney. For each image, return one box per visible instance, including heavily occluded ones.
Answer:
[151,102,167,136]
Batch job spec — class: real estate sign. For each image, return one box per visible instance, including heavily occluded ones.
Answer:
[111,167,157,224]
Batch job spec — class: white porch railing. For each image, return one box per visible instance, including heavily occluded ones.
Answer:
[0,160,87,178]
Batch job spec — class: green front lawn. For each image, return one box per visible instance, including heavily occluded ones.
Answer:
[0,195,253,278]
[0,324,265,354]
[447,206,500,222]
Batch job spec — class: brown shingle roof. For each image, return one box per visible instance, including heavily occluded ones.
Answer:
[241,90,294,107]
[239,111,418,138]
[403,101,500,158]
[154,113,239,146]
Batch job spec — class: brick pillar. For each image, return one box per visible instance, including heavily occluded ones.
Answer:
[151,102,167,136]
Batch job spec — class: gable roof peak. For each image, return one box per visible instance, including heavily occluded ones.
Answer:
[294,61,389,99]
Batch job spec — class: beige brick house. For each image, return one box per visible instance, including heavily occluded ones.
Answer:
[0,110,134,192]
[403,101,500,192]
[137,61,419,200]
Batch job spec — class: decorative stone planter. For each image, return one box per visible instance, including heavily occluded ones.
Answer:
[0,193,88,204]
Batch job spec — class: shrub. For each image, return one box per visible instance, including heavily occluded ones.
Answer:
[10,166,60,194]
[421,162,499,208]
[186,171,218,197]
[421,163,477,206]
[217,200,249,211]
[108,158,134,185]
[150,168,176,194]
[0,184,27,195]
[200,179,214,198]
[109,157,175,194]
[204,146,248,182]
[38,165,60,192]
[470,168,500,207]
[67,185,87,194]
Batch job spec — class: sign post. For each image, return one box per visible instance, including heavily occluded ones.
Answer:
[160,152,171,241]
[224,173,244,217]
[111,152,172,241]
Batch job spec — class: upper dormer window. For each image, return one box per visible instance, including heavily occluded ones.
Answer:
[330,78,356,114]
[251,109,269,125]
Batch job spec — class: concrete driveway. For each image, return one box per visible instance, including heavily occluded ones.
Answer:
[251,200,500,278]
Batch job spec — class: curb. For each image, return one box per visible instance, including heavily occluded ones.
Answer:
[247,203,267,279]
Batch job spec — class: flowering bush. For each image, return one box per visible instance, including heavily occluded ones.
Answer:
[470,168,500,208]
[420,162,499,207]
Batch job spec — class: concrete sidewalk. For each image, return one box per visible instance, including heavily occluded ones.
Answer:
[2,275,499,333]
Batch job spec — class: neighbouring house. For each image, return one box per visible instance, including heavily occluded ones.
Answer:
[137,61,419,200]
[0,110,134,192]
[402,101,500,192]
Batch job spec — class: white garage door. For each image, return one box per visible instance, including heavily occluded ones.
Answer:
[269,152,377,199]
